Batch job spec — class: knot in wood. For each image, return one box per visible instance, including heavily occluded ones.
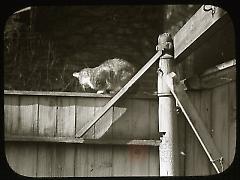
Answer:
[156,33,173,55]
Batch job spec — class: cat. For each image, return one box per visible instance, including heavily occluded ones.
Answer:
[73,58,136,94]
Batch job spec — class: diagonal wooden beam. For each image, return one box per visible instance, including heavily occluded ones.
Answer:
[164,72,223,173]
[76,51,163,138]
[174,5,229,62]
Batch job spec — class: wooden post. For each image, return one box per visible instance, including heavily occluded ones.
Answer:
[157,33,179,176]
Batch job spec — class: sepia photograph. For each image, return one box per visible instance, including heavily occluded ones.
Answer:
[3,4,236,177]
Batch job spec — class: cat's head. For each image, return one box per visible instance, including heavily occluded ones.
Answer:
[73,68,94,91]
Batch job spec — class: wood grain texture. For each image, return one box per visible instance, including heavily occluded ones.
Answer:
[5,142,38,177]
[75,97,95,139]
[174,5,228,61]
[212,85,229,172]
[56,97,75,137]
[94,98,113,139]
[38,96,57,136]
[19,96,38,135]
[228,82,236,166]
[4,95,19,135]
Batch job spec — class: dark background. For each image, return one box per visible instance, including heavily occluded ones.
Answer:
[4,5,200,93]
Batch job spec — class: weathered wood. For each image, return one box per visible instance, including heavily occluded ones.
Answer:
[5,135,161,146]
[76,98,95,139]
[228,82,236,166]
[4,90,157,99]
[184,63,236,90]
[112,146,131,176]
[164,72,223,173]
[148,147,160,176]
[76,51,162,137]
[211,85,229,172]
[131,99,150,139]
[174,5,228,62]
[129,146,149,176]
[112,100,132,139]
[19,96,38,135]
[56,97,76,176]
[93,145,113,176]
[37,96,57,177]
[4,95,19,135]
[5,142,38,177]
[74,145,89,177]
[38,96,57,136]
[56,97,75,137]
[94,98,113,139]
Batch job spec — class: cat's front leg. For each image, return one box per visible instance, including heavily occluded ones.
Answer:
[97,90,106,94]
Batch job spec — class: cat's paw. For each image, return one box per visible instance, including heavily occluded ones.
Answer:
[97,90,105,94]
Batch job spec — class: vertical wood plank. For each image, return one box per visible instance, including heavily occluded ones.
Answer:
[149,100,159,139]
[6,96,39,177]
[228,82,236,166]
[148,100,160,176]
[128,145,149,176]
[19,96,39,135]
[177,105,186,176]
[37,97,57,177]
[75,97,95,177]
[5,142,38,177]
[74,144,89,177]
[4,95,19,135]
[112,146,131,176]
[184,91,201,175]
[211,85,229,172]
[112,99,131,176]
[112,99,131,139]
[76,97,95,139]
[131,99,150,139]
[93,99,113,176]
[198,90,212,175]
[148,147,160,176]
[93,145,113,176]
[95,98,113,139]
[37,143,57,177]
[38,96,57,136]
[55,96,76,177]
[56,97,75,137]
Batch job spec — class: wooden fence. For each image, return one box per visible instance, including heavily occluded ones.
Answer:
[4,93,160,177]
[4,63,236,176]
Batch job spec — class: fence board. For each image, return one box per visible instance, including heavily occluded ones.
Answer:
[129,146,149,176]
[74,145,89,177]
[198,90,212,175]
[131,99,150,139]
[76,97,95,139]
[5,96,39,177]
[19,96,38,135]
[56,97,75,137]
[212,85,229,172]
[5,142,37,177]
[38,96,57,136]
[112,146,131,176]
[185,92,201,175]
[148,147,160,176]
[112,99,132,139]
[4,95,19,135]
[37,96,57,177]
[95,98,113,139]
[93,145,113,176]
[228,82,236,166]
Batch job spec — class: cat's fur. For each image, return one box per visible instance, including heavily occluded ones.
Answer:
[73,58,136,94]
